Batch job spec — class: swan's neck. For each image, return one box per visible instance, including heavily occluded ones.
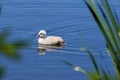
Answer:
[38,38,45,44]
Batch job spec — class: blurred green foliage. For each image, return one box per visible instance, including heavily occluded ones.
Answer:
[0,30,27,59]
[0,2,27,80]
[0,65,4,79]
[0,30,27,79]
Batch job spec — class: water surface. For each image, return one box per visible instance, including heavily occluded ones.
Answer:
[0,0,117,80]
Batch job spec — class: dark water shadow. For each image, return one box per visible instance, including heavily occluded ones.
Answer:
[37,44,64,55]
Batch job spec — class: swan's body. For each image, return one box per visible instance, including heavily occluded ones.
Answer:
[38,36,64,45]
[38,30,64,46]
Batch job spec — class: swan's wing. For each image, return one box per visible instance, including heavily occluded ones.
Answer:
[46,36,64,44]
[57,37,64,42]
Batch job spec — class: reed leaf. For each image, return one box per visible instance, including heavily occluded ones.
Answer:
[87,50,100,76]
[61,60,90,76]
[85,0,120,79]
[101,0,120,55]
[102,0,119,34]
[101,68,110,80]
[63,0,120,80]
[98,3,118,52]
[84,0,114,52]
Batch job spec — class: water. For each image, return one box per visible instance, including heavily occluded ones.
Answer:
[0,0,118,80]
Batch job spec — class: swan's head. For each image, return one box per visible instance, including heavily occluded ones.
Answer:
[38,30,46,38]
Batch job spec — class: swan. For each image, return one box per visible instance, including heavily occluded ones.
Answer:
[37,30,64,46]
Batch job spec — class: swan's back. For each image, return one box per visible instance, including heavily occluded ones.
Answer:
[39,36,64,45]
[47,36,63,42]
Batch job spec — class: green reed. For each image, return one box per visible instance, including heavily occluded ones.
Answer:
[63,0,120,80]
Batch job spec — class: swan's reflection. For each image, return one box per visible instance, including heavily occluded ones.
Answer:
[37,44,63,55]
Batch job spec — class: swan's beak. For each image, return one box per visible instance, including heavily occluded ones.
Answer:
[39,33,46,38]
[36,35,40,38]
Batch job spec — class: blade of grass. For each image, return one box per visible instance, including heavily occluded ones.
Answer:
[87,50,100,76]
[101,68,111,80]
[86,0,120,79]
[61,60,90,76]
[100,0,120,77]
[99,50,112,77]
[84,0,116,56]
[98,3,119,53]
[101,0,120,45]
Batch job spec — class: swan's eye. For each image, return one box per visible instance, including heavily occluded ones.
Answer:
[40,33,45,35]
[40,33,46,38]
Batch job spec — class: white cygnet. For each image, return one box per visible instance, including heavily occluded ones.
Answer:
[37,30,64,46]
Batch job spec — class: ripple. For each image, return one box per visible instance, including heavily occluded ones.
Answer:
[1,0,106,55]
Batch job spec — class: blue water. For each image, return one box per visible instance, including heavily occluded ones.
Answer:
[0,0,118,80]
